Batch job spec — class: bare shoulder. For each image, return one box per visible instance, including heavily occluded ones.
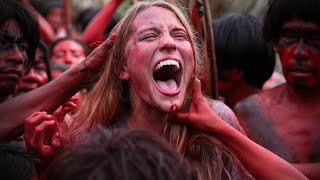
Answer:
[232,85,285,140]
[233,94,261,118]
[233,85,284,121]
[206,98,243,132]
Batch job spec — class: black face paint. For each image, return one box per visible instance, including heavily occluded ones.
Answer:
[279,31,320,50]
[297,38,305,55]
[0,32,29,66]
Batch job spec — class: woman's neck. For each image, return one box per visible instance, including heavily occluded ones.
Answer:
[127,101,168,136]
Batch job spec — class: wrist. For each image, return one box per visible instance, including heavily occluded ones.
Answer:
[213,119,236,139]
[79,58,102,87]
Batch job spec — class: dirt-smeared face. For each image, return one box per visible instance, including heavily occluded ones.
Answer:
[122,6,194,112]
[277,19,320,90]
[0,19,28,98]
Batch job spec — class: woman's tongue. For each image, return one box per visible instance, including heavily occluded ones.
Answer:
[155,79,178,91]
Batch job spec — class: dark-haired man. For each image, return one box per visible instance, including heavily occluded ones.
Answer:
[0,0,116,142]
[234,0,320,179]
[213,14,275,108]
[0,0,39,103]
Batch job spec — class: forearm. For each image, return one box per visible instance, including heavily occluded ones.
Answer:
[293,163,320,180]
[81,0,122,45]
[216,122,307,180]
[0,63,87,141]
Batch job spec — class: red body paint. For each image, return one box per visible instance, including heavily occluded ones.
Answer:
[50,39,86,67]
[235,19,320,163]
[277,19,320,90]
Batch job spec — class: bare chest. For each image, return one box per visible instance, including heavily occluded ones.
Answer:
[255,104,320,163]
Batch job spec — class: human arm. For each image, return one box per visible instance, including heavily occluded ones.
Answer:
[37,12,57,45]
[169,79,307,180]
[18,0,57,44]
[0,34,116,142]
[293,163,320,180]
[80,0,123,45]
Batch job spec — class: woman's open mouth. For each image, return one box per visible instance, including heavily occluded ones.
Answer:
[153,59,182,96]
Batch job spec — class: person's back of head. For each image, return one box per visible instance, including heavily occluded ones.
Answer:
[0,144,37,180]
[44,126,196,180]
[214,14,275,89]
[263,0,320,43]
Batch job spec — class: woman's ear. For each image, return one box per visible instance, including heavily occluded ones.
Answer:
[120,66,130,80]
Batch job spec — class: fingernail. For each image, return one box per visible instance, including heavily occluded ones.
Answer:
[170,104,178,113]
[47,115,52,118]
[109,33,116,41]
[55,132,60,139]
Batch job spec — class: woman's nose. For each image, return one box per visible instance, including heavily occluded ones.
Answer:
[159,33,177,52]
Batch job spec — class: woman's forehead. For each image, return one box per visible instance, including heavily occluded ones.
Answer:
[130,6,185,30]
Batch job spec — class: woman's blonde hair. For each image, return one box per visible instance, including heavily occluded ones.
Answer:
[68,1,252,179]
[68,0,198,141]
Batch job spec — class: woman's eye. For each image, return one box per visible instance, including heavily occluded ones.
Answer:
[173,33,187,40]
[141,34,157,41]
